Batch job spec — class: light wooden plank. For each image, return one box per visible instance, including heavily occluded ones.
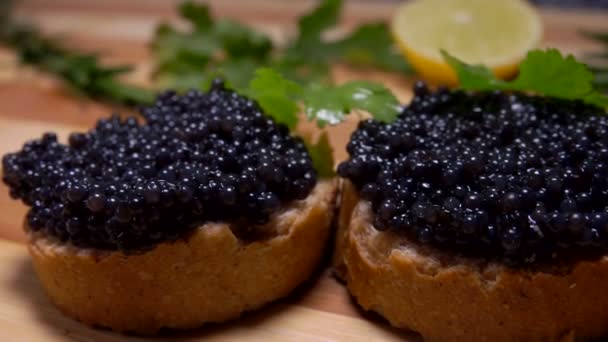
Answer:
[0,239,418,341]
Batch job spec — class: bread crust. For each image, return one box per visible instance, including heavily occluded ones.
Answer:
[335,181,608,341]
[27,180,337,334]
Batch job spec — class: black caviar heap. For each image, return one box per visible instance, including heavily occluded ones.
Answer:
[2,80,316,251]
[339,82,608,265]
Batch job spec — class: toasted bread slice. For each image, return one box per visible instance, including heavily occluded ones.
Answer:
[28,180,337,334]
[335,181,608,341]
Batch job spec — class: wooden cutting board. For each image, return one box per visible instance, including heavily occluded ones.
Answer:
[0,1,606,340]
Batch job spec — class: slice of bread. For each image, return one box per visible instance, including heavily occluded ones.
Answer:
[27,180,337,334]
[335,180,608,341]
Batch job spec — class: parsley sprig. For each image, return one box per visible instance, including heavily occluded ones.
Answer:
[0,10,155,106]
[303,132,335,178]
[284,0,410,73]
[242,68,400,129]
[443,49,608,109]
[151,0,411,90]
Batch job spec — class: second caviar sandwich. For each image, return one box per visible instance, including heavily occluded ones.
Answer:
[2,80,338,333]
[335,81,608,340]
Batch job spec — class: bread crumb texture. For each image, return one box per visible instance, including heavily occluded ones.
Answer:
[28,180,337,334]
[335,181,608,341]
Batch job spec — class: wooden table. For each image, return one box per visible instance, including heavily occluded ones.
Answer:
[0,1,606,340]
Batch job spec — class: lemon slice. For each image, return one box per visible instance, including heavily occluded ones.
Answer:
[391,0,542,86]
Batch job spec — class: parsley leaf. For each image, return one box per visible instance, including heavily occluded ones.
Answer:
[593,68,608,93]
[301,85,348,126]
[153,0,410,91]
[303,132,335,178]
[150,24,214,91]
[329,23,411,72]
[179,1,213,30]
[303,81,400,126]
[290,0,341,59]
[214,20,273,60]
[441,51,506,90]
[245,68,303,129]
[443,49,608,109]
[151,2,273,90]
[0,22,155,106]
[272,58,331,85]
[511,49,594,99]
[586,92,608,108]
[212,58,260,90]
[242,68,400,129]
[335,81,401,122]
[286,0,411,73]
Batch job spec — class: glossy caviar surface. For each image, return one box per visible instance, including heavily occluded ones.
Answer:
[339,82,608,265]
[2,81,316,251]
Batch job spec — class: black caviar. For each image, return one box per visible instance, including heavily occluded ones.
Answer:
[2,80,316,250]
[338,81,608,265]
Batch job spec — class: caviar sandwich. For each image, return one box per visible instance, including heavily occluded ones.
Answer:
[335,50,608,341]
[1,69,401,333]
[2,80,339,333]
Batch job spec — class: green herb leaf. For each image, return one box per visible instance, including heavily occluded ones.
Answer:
[149,23,215,92]
[179,1,213,31]
[152,24,214,73]
[95,78,156,105]
[212,58,261,90]
[511,49,594,99]
[335,81,401,123]
[214,21,273,59]
[330,23,411,72]
[301,85,347,126]
[151,2,275,90]
[585,91,608,108]
[593,69,608,92]
[271,58,331,85]
[303,81,400,126]
[0,22,155,106]
[303,132,335,178]
[441,50,507,91]
[243,67,400,128]
[245,68,303,129]
[291,0,341,58]
[443,49,608,109]
[152,0,411,92]
[287,0,411,73]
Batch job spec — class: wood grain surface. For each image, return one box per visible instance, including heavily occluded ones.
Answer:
[0,1,606,340]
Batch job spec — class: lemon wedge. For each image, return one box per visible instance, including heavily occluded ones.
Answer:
[391,0,542,85]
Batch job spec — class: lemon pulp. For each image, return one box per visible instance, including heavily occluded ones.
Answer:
[391,0,542,85]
